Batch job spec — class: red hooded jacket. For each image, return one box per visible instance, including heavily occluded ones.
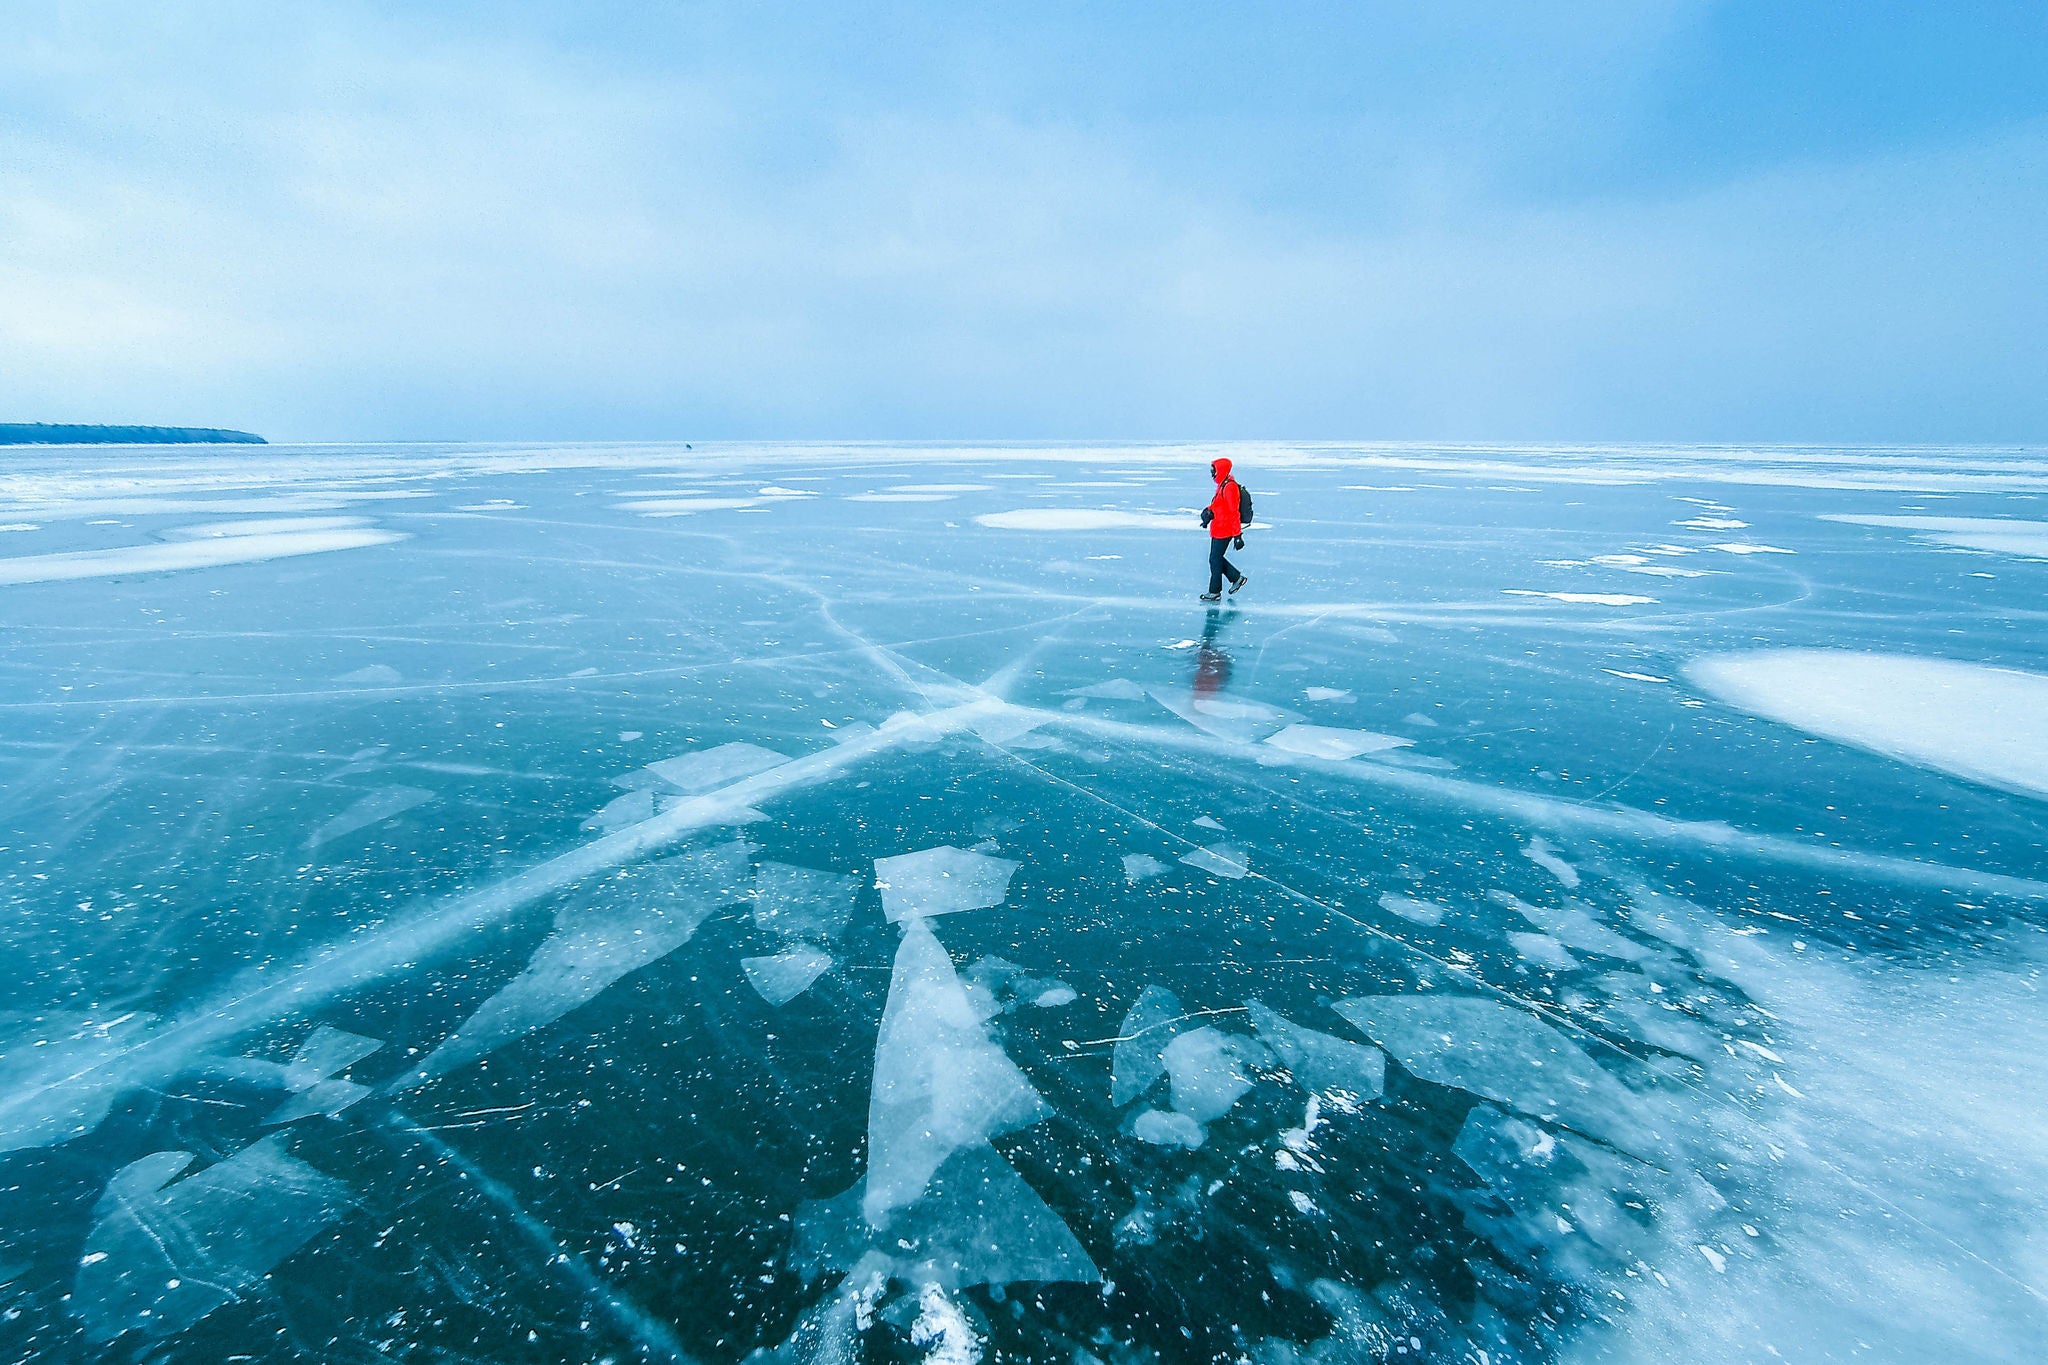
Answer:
[1205,458,1243,539]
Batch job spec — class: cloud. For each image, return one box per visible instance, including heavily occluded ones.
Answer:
[0,2,2042,440]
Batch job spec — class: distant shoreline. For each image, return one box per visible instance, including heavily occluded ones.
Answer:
[0,423,265,446]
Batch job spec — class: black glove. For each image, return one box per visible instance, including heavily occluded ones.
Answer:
[1200,508,1212,527]
[1233,535,1244,550]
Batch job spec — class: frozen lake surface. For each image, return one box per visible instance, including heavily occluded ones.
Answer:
[1,440,2044,1364]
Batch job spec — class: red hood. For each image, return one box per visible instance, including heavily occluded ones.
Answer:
[1211,457,1233,482]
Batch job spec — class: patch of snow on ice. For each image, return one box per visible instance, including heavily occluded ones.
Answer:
[0,525,408,585]
[1522,836,1581,888]
[1819,513,2048,559]
[1378,893,1446,926]
[1688,649,2048,800]
[1502,590,1657,606]
[975,509,1190,531]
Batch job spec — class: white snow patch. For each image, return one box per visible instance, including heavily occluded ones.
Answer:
[0,526,407,585]
[1688,649,2048,801]
[1819,513,2048,559]
[1378,893,1446,926]
[1503,590,1657,606]
[1522,836,1581,888]
[975,509,1190,531]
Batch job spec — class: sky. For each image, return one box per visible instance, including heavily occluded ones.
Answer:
[1,1,2044,443]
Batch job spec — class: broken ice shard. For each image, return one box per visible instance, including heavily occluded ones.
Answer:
[306,785,434,849]
[1490,889,1651,963]
[1247,1001,1385,1101]
[752,861,861,941]
[1122,853,1170,884]
[1262,724,1412,760]
[1111,985,1193,1107]
[873,845,1020,923]
[1162,1026,1270,1122]
[1132,1108,1206,1148]
[1179,844,1249,879]
[640,741,789,793]
[863,921,1049,1226]
[403,840,753,1086]
[743,946,834,1006]
[74,1137,355,1342]
[792,1144,1098,1290]
[1334,994,1664,1156]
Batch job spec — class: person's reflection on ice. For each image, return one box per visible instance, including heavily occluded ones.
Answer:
[1192,607,1233,702]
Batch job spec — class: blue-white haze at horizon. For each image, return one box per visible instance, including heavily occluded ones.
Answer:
[3,1,2046,442]
[0,439,2043,1364]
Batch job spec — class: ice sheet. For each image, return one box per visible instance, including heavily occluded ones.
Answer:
[743,945,834,1005]
[402,841,754,1085]
[1161,1026,1269,1122]
[1333,994,1666,1155]
[8,440,2048,1363]
[1247,1001,1386,1101]
[74,1137,355,1341]
[873,845,1021,923]
[752,861,861,941]
[1263,723,1413,760]
[863,922,1050,1225]
[1179,843,1250,879]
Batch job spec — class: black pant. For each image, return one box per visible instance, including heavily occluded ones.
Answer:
[1207,537,1241,594]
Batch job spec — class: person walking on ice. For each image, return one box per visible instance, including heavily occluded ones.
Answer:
[1198,456,1251,601]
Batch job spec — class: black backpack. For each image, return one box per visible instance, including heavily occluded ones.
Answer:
[1236,483,1253,525]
